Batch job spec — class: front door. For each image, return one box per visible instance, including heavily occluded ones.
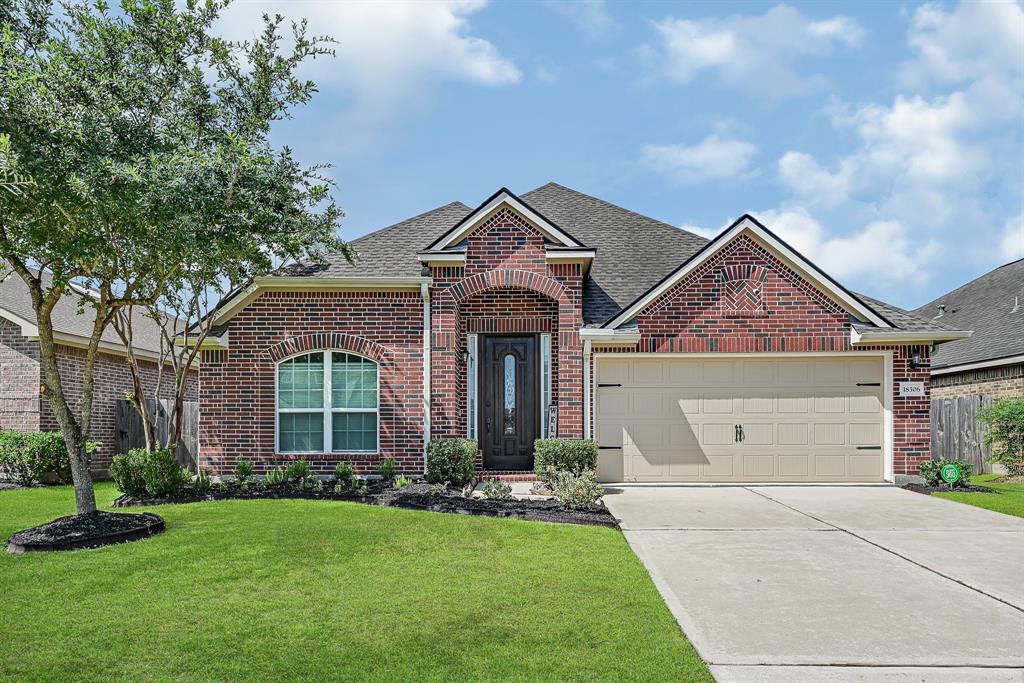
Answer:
[480,335,539,470]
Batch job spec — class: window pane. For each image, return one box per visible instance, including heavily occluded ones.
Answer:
[332,412,377,452]
[504,354,516,435]
[279,353,323,409]
[332,353,378,409]
[279,412,324,452]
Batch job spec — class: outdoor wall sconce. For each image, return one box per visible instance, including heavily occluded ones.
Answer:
[910,348,921,369]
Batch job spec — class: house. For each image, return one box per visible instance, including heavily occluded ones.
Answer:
[0,271,197,473]
[198,183,969,484]
[912,259,1023,466]
[913,259,1023,400]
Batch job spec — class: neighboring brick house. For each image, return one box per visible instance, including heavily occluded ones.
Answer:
[913,259,1024,401]
[199,183,969,484]
[0,272,198,473]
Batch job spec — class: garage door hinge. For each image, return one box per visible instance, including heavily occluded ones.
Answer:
[598,383,622,388]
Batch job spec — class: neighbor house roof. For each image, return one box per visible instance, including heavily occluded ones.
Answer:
[912,258,1024,371]
[0,270,172,357]
[255,182,964,337]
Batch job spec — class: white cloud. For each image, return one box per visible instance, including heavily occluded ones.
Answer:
[546,0,614,39]
[901,0,1024,88]
[214,0,519,141]
[648,4,864,99]
[777,151,854,208]
[642,134,758,182]
[754,208,936,286]
[1001,214,1024,261]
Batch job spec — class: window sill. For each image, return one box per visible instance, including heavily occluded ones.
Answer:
[274,452,379,461]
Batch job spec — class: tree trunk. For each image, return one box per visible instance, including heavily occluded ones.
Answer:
[36,317,97,515]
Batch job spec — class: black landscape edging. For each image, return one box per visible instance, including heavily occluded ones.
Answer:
[7,511,165,554]
[902,483,998,496]
[113,482,619,529]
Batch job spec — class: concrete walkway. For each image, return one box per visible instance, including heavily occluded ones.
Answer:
[603,486,1024,683]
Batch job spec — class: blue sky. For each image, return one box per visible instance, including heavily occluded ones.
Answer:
[217,0,1024,309]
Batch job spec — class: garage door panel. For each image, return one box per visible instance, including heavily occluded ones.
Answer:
[595,356,885,483]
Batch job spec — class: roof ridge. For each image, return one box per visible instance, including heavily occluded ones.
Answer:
[524,182,709,242]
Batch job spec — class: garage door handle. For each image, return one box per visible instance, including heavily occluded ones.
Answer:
[598,383,621,388]
[856,382,880,386]
[856,445,882,450]
[598,446,621,450]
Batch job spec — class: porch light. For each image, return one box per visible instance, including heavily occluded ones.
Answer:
[910,348,921,369]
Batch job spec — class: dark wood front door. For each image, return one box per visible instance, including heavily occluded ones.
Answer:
[480,335,539,470]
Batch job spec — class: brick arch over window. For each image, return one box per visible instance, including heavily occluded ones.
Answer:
[448,268,568,304]
[264,333,390,365]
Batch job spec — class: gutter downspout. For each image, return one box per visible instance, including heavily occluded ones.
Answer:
[421,282,431,474]
[583,339,592,440]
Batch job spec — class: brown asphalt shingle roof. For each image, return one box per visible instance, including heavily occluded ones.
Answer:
[911,259,1024,370]
[269,182,958,333]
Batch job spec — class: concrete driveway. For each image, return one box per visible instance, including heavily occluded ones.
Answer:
[604,486,1024,683]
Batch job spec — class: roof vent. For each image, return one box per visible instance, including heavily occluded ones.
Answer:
[935,304,945,318]
[1013,296,1019,314]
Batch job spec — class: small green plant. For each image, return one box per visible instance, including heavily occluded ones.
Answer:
[426,438,477,487]
[429,482,448,496]
[549,469,605,510]
[352,479,368,495]
[918,458,974,489]
[393,474,412,489]
[981,398,1024,476]
[234,460,254,489]
[334,461,354,484]
[194,467,211,493]
[333,482,345,494]
[481,478,512,500]
[377,457,396,481]
[284,459,312,484]
[264,465,286,486]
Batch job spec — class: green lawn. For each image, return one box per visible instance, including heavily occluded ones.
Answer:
[934,474,1024,519]
[0,483,710,682]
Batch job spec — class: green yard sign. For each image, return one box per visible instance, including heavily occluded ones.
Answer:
[939,463,962,486]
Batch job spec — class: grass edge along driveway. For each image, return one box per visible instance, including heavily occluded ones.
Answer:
[0,483,711,683]
[934,473,1024,519]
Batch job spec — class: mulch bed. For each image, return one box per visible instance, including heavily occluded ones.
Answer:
[7,510,165,554]
[902,483,998,496]
[114,481,618,528]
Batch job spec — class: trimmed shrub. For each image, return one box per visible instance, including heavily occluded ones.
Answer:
[918,458,974,488]
[0,431,98,486]
[334,461,354,484]
[284,459,312,484]
[481,478,512,500]
[534,439,598,478]
[426,438,477,487]
[234,460,254,488]
[111,448,187,497]
[378,458,396,481]
[981,398,1024,476]
[110,449,147,497]
[549,469,605,510]
[141,448,188,496]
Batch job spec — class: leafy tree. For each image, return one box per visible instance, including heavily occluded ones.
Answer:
[0,0,345,514]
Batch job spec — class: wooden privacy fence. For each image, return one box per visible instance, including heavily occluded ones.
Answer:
[115,399,199,470]
[930,395,994,473]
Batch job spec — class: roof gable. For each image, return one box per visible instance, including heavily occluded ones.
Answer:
[424,187,585,251]
[602,214,892,329]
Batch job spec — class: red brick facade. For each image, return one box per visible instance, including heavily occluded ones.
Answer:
[198,290,425,475]
[198,204,933,479]
[0,317,196,472]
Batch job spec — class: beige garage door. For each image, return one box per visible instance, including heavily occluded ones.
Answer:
[595,357,885,483]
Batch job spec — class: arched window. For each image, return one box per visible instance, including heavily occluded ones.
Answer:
[277,351,378,453]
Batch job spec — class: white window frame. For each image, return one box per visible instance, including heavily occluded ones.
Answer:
[275,350,380,454]
[540,333,552,438]
[466,334,478,439]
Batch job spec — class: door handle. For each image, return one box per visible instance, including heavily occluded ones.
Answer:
[486,417,492,433]
[734,424,740,443]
